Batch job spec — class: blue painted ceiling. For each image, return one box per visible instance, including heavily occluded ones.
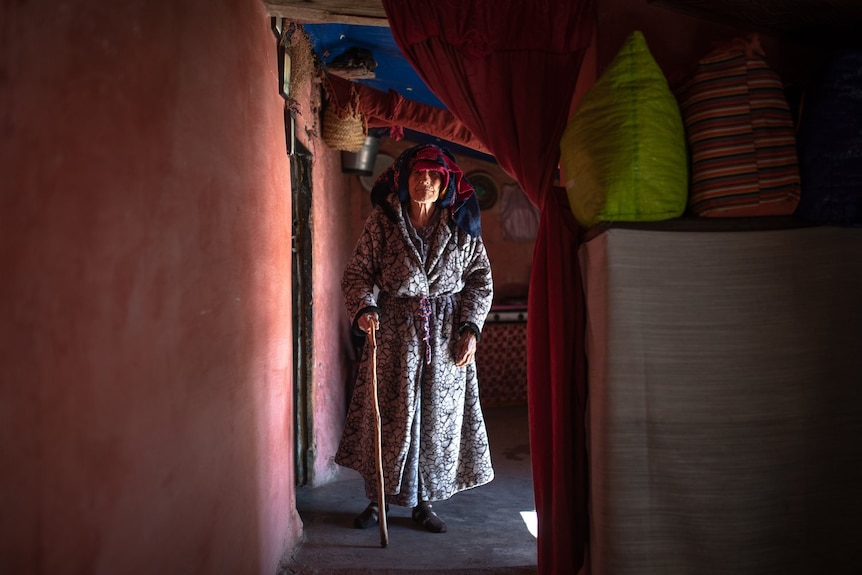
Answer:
[303,23,497,161]
[303,23,445,109]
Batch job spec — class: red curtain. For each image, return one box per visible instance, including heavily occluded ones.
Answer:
[324,72,491,155]
[381,1,595,572]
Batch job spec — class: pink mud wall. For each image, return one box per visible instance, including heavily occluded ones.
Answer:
[0,1,301,573]
[309,144,356,485]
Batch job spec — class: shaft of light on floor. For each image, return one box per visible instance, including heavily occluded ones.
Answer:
[520,510,537,538]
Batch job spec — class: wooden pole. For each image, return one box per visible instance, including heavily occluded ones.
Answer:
[369,327,389,547]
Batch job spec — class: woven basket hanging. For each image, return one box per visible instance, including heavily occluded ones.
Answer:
[322,99,367,152]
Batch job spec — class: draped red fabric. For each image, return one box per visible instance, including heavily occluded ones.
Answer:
[527,187,588,573]
[381,1,595,572]
[323,72,491,155]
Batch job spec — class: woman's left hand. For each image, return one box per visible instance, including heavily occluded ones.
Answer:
[454,331,477,367]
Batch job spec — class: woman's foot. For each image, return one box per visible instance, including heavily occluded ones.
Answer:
[353,501,388,529]
[412,501,447,533]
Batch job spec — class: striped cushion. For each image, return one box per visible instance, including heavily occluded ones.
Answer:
[678,35,800,217]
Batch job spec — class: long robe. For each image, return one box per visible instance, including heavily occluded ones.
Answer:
[337,193,494,507]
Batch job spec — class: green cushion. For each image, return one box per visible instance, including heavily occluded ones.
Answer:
[561,31,688,228]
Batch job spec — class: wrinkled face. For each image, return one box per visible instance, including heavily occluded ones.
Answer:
[408,169,443,205]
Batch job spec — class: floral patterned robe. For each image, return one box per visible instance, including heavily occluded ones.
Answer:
[337,193,494,507]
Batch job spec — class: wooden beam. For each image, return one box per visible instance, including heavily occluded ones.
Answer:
[264,0,389,27]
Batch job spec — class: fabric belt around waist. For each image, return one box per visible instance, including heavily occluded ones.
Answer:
[383,292,446,365]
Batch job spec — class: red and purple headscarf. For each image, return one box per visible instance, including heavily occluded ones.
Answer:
[370,144,482,237]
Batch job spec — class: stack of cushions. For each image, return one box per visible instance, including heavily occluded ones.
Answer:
[676,35,801,217]
[560,31,688,229]
[795,49,862,226]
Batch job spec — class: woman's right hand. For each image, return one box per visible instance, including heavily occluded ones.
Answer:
[358,312,379,334]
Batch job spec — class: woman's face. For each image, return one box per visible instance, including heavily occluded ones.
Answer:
[408,169,443,205]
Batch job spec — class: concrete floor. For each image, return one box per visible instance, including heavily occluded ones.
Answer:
[281,405,537,574]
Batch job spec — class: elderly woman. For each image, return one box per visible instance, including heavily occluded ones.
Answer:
[337,143,494,534]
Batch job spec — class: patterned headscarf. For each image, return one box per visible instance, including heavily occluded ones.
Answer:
[370,143,482,237]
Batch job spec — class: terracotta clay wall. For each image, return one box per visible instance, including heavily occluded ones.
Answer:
[0,1,301,573]
[309,141,357,485]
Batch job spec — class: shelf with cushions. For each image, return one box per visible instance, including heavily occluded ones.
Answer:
[562,29,862,231]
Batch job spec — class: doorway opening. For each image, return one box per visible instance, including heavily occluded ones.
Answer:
[272,14,538,573]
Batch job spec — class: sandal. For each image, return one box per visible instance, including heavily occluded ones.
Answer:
[353,501,388,529]
[412,502,447,533]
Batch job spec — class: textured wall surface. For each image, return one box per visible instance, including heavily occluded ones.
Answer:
[310,134,356,486]
[0,1,301,573]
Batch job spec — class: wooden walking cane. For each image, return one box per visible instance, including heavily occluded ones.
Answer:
[368,326,389,548]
